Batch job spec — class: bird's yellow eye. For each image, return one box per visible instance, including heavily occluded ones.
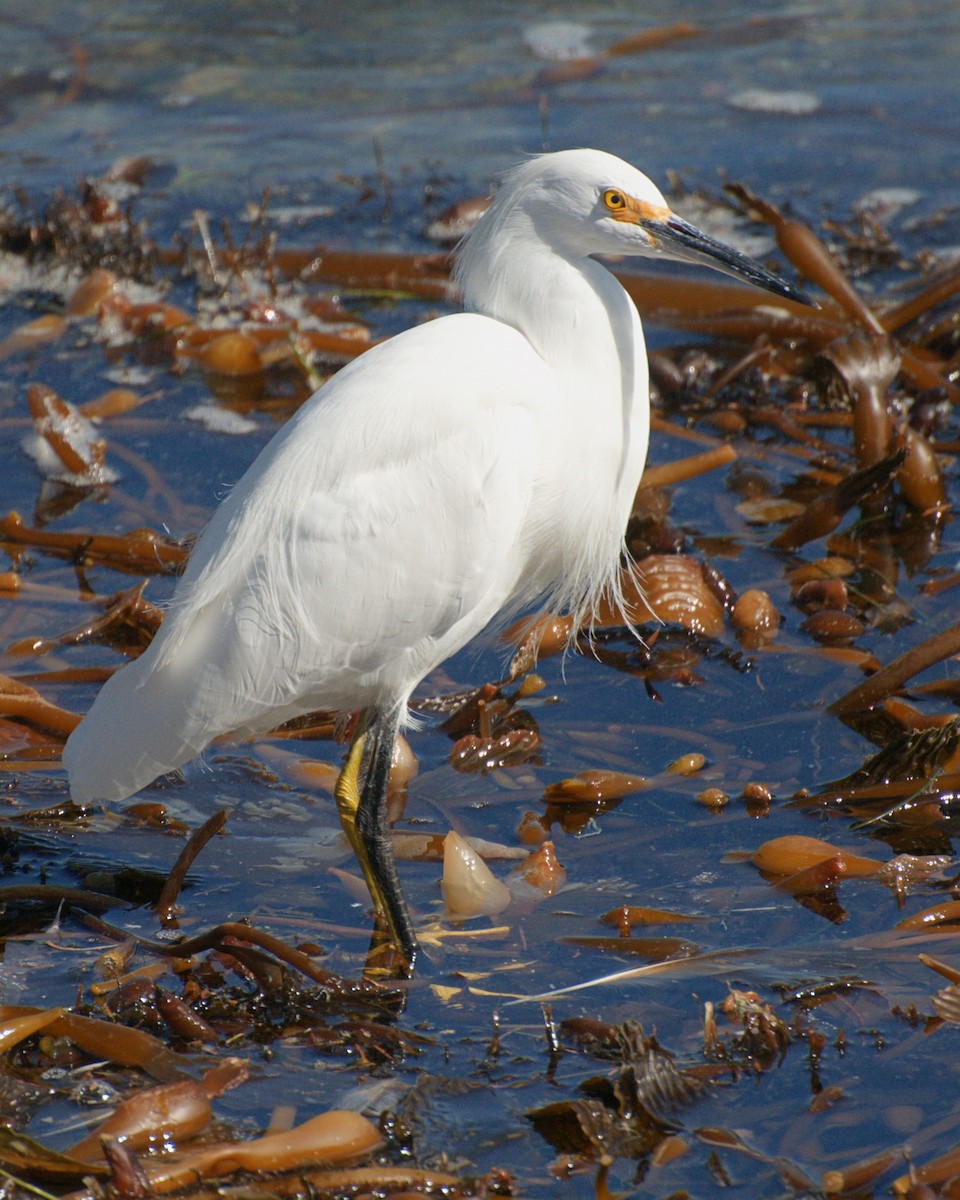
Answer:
[602,189,626,212]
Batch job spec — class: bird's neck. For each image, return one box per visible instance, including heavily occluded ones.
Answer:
[457,212,638,373]
[456,210,651,622]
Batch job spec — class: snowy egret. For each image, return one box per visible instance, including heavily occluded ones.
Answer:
[63,149,810,969]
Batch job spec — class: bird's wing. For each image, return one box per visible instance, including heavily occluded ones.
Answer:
[65,315,547,801]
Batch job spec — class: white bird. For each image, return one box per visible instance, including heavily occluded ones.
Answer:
[63,149,809,969]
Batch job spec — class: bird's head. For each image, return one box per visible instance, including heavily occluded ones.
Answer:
[481,148,811,307]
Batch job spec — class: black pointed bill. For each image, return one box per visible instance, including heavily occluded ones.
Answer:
[643,214,815,307]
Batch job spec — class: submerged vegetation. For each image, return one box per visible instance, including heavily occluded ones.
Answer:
[1,147,960,1198]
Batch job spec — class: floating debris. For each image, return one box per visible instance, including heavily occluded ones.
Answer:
[441,830,512,920]
[522,20,594,62]
[727,88,821,115]
[183,403,259,435]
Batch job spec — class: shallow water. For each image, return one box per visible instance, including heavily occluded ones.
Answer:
[3,2,959,214]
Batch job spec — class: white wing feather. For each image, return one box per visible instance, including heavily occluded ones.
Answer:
[64,314,549,802]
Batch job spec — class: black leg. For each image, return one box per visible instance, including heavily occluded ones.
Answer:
[335,705,418,970]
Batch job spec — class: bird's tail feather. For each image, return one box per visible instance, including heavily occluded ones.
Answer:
[62,652,209,804]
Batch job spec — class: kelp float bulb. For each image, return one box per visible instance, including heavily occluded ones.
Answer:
[63,149,810,970]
